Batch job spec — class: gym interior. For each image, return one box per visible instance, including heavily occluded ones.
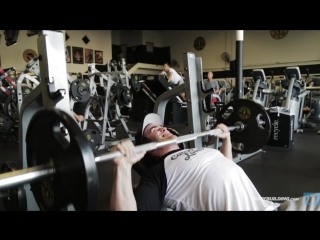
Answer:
[0,30,320,211]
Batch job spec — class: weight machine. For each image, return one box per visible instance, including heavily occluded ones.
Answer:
[0,31,274,211]
[251,69,274,107]
[129,73,189,125]
[304,73,320,124]
[293,69,316,130]
[18,30,74,211]
[157,75,187,107]
[0,64,39,138]
[223,79,234,103]
[83,62,135,151]
[200,78,222,147]
[130,74,158,103]
[153,52,266,163]
[0,68,19,125]
[281,67,311,132]
[16,58,41,114]
[216,79,229,104]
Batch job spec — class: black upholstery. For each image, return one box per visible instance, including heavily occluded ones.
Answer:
[312,78,320,86]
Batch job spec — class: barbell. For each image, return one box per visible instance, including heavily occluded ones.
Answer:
[0,99,271,211]
[0,161,27,211]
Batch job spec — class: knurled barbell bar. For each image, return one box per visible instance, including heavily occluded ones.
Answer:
[0,161,27,211]
[0,99,271,211]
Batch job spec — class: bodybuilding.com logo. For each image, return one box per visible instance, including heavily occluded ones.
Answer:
[303,193,320,206]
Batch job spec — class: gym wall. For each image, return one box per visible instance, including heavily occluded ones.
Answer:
[2,30,319,77]
[112,30,164,47]
[0,30,112,74]
[160,30,320,73]
[111,30,170,65]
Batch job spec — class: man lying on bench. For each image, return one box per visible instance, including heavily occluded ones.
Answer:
[110,113,320,211]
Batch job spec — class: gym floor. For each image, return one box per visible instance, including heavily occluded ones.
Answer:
[1,120,320,211]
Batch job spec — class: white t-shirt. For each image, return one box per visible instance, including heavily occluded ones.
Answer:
[162,68,182,84]
[134,147,280,211]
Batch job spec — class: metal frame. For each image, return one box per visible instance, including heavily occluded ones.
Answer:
[127,63,163,75]
[83,63,135,150]
[16,61,40,114]
[19,30,72,211]
[251,69,270,107]
[154,52,263,163]
[282,67,305,132]
[295,89,311,132]
[155,53,216,148]
[17,31,270,210]
[16,74,39,119]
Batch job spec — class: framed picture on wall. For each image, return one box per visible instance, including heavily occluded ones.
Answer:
[66,46,71,63]
[95,50,103,64]
[72,46,84,64]
[146,42,154,53]
[85,49,94,63]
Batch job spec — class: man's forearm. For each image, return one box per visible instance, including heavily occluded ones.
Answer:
[73,112,83,122]
[110,164,137,211]
[220,137,233,160]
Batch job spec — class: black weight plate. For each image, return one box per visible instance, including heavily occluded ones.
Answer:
[0,89,8,101]
[83,129,101,152]
[26,109,99,211]
[70,79,91,103]
[0,113,13,133]
[130,75,141,92]
[218,99,271,154]
[118,86,133,106]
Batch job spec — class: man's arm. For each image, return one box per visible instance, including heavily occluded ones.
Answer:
[167,70,173,82]
[73,102,86,122]
[213,124,233,160]
[219,136,233,160]
[110,140,146,211]
[110,163,137,210]
[73,112,84,122]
